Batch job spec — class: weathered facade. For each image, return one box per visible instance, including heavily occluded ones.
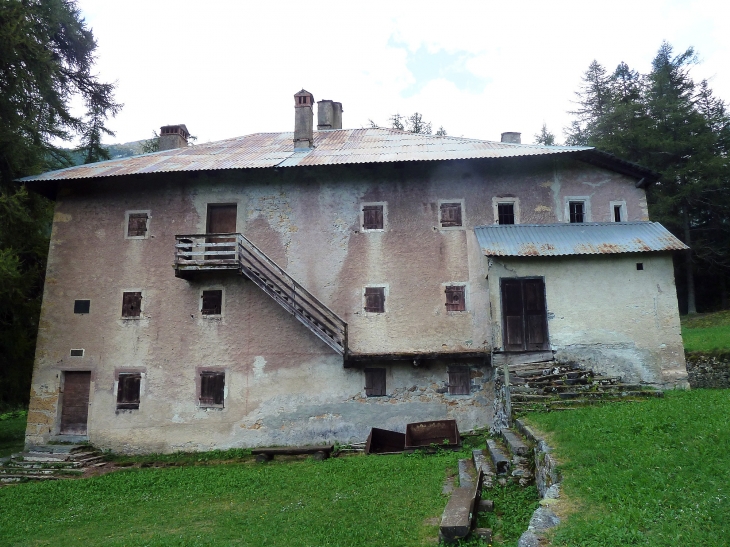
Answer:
[22,91,688,453]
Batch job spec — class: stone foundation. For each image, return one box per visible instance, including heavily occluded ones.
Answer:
[685,352,730,389]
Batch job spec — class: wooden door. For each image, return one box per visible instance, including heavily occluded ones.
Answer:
[501,278,549,352]
[60,371,91,435]
[206,204,237,261]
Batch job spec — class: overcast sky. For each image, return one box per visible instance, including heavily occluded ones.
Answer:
[78,0,730,146]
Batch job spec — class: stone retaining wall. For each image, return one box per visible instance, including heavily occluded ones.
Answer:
[686,352,730,389]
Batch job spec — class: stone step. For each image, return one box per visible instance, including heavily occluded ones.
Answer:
[501,429,530,457]
[486,439,510,475]
[26,444,87,454]
[0,474,61,481]
[19,453,71,462]
[458,458,477,490]
[73,454,104,464]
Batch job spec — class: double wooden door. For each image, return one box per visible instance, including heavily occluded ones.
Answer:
[501,278,549,352]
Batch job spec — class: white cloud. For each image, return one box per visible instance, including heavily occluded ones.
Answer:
[75,0,730,147]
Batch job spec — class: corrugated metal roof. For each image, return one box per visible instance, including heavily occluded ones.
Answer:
[475,222,688,256]
[20,128,592,182]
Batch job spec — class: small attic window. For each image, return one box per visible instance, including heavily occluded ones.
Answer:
[440,202,463,228]
[364,287,385,313]
[445,285,466,312]
[74,300,90,314]
[362,204,384,230]
[569,201,585,223]
[636,263,644,271]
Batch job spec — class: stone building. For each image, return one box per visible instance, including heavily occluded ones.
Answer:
[21,90,688,453]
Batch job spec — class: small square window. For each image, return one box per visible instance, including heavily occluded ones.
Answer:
[440,202,463,227]
[636,263,644,271]
[364,287,385,313]
[70,349,84,357]
[127,213,149,238]
[122,292,142,318]
[445,285,466,312]
[362,205,384,230]
[200,371,225,406]
[569,201,585,223]
[74,300,90,314]
[201,290,223,315]
[497,203,515,225]
[448,368,470,395]
[117,373,141,409]
[364,368,386,397]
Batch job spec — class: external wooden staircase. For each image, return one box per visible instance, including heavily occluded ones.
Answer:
[174,233,347,356]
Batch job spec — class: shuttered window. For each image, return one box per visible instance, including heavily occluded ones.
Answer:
[201,290,223,315]
[127,213,148,237]
[364,368,386,397]
[364,287,385,313]
[200,372,225,406]
[122,292,142,318]
[117,373,141,409]
[440,203,462,227]
[448,368,470,395]
[363,205,384,230]
[445,285,466,312]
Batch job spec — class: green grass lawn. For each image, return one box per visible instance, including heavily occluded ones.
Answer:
[0,410,27,458]
[0,445,479,547]
[526,389,730,547]
[681,310,730,352]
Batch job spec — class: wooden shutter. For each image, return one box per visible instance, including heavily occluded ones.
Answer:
[440,203,462,227]
[127,213,148,237]
[363,205,384,230]
[502,279,525,351]
[122,292,142,317]
[364,287,385,313]
[448,368,470,395]
[201,290,223,315]
[364,368,386,397]
[60,371,91,434]
[200,372,225,406]
[524,279,548,350]
[445,285,465,311]
[116,373,141,409]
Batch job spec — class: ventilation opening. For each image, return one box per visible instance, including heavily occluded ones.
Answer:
[636,263,644,271]
[70,349,84,357]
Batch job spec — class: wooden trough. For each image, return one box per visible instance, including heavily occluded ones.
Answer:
[405,419,461,450]
[365,428,406,454]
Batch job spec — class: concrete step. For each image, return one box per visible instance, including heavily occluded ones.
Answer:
[26,444,87,454]
[458,458,477,490]
[501,429,530,457]
[486,439,510,475]
[19,452,71,462]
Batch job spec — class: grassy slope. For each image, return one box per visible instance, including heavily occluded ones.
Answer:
[0,448,471,547]
[526,390,730,547]
[0,411,27,458]
[681,310,730,352]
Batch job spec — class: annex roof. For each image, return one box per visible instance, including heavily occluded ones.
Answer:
[19,128,655,185]
[474,222,688,257]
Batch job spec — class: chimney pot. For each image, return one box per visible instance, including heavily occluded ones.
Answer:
[317,100,343,130]
[500,132,521,144]
[294,89,314,149]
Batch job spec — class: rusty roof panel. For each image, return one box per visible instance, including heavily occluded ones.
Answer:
[475,222,688,256]
[20,128,593,182]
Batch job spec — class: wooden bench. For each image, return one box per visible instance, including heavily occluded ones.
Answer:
[251,445,334,462]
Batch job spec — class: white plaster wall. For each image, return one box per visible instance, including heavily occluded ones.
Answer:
[487,254,687,387]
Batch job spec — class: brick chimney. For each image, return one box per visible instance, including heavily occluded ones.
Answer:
[294,89,314,149]
[500,132,521,144]
[159,124,190,151]
[317,100,343,130]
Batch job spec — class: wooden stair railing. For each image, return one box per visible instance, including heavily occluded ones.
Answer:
[174,234,347,356]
